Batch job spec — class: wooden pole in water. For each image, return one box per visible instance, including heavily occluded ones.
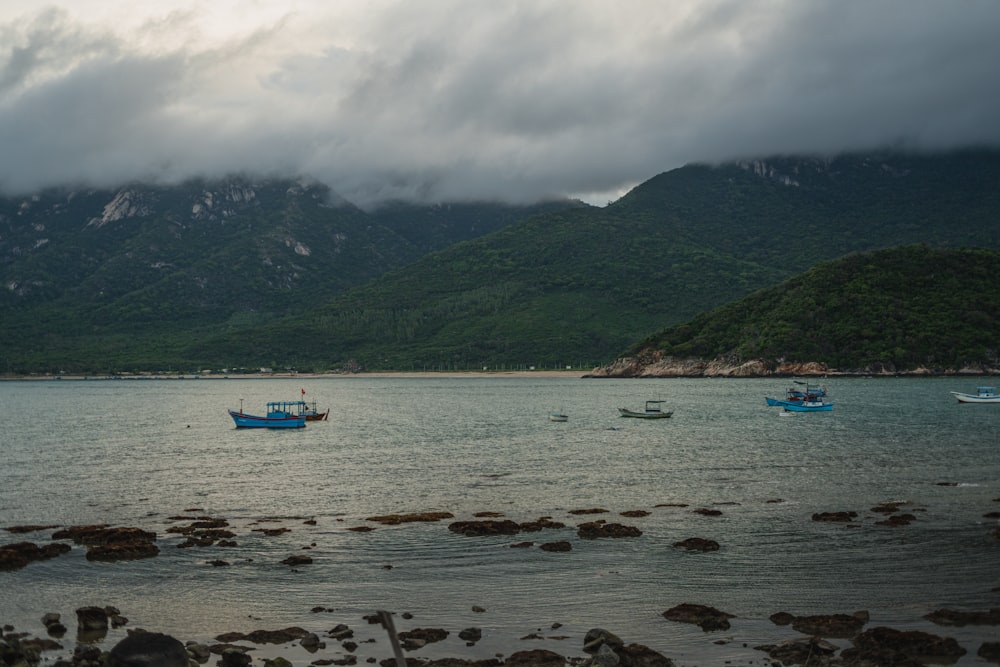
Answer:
[377,610,406,667]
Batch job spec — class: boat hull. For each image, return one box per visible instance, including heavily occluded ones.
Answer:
[951,392,1000,404]
[229,410,306,428]
[618,409,673,419]
[765,397,833,411]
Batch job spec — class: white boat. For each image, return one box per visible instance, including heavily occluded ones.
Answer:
[549,412,568,422]
[618,400,672,419]
[950,385,1000,404]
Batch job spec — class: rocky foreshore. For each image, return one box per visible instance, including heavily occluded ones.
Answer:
[584,350,1000,378]
[4,497,1000,667]
[4,604,1000,667]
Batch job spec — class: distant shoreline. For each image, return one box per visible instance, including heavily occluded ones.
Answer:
[0,370,590,381]
[2,369,997,381]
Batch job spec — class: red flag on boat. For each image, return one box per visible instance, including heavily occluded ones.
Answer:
[301,388,305,396]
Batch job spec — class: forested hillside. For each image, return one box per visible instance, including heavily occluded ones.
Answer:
[2,149,999,374]
[613,245,999,374]
[185,150,1000,373]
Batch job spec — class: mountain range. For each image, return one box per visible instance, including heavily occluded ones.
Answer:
[1,149,998,374]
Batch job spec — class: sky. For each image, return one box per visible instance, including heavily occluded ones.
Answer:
[1,0,999,207]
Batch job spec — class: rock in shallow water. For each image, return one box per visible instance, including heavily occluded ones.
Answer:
[108,631,188,667]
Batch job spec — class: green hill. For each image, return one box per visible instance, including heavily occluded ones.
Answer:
[2,149,999,374]
[0,180,581,373]
[186,150,1000,372]
[614,245,1000,374]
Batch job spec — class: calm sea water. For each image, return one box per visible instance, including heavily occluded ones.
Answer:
[2,376,998,666]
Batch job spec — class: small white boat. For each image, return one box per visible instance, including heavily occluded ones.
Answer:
[549,412,568,422]
[618,400,672,419]
[950,385,1000,404]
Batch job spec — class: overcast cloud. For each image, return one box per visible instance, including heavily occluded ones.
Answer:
[1,0,998,206]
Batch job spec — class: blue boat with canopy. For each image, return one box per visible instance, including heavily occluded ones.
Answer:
[229,400,307,428]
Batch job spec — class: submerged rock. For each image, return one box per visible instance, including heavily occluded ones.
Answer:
[755,637,838,664]
[0,541,71,570]
[107,631,188,667]
[846,626,966,663]
[576,522,642,539]
[448,520,521,536]
[924,608,1000,626]
[672,537,719,552]
[790,613,867,638]
[811,511,858,522]
[662,604,735,632]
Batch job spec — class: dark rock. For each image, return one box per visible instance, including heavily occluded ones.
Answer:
[74,644,103,663]
[769,612,795,626]
[216,628,308,644]
[398,628,448,643]
[847,626,967,663]
[108,631,188,667]
[618,643,674,667]
[76,607,109,632]
[504,649,566,667]
[619,510,650,518]
[980,641,1000,662]
[328,625,354,641]
[218,648,252,667]
[519,518,566,532]
[583,629,623,654]
[54,525,156,546]
[0,541,71,570]
[577,522,642,539]
[458,628,482,642]
[510,541,534,548]
[87,540,159,561]
[672,537,719,552]
[365,512,454,525]
[539,541,572,552]
[924,608,1000,626]
[662,603,735,632]
[42,613,66,638]
[46,622,67,637]
[50,526,159,562]
[448,520,521,537]
[811,511,858,522]
[186,643,211,663]
[280,555,313,566]
[871,502,907,513]
[568,509,608,515]
[755,637,838,664]
[791,613,866,638]
[3,524,61,534]
[693,508,722,516]
[586,644,619,667]
[875,513,917,527]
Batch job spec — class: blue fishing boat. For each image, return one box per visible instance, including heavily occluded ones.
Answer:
[772,398,833,412]
[765,382,833,411]
[229,400,307,428]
